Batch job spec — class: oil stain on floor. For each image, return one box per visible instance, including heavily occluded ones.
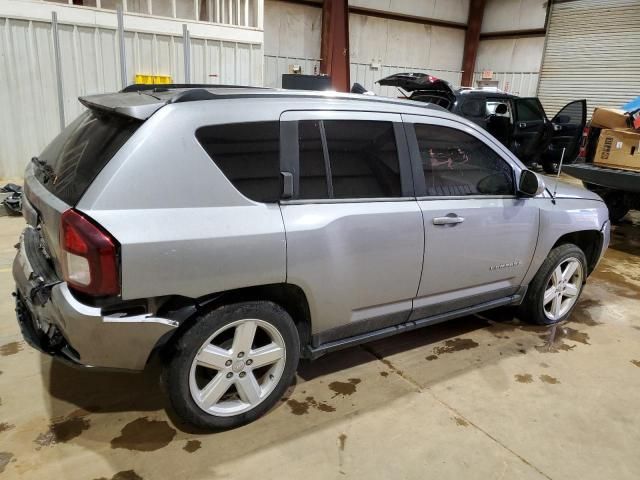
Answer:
[453,417,469,427]
[34,411,91,449]
[540,374,560,384]
[432,338,479,356]
[0,341,23,356]
[183,440,202,453]
[338,433,347,451]
[93,470,144,480]
[0,452,14,474]
[110,417,176,452]
[0,422,14,433]
[329,378,361,398]
[515,373,534,384]
[286,396,336,415]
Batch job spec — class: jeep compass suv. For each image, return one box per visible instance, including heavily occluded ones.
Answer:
[13,86,610,429]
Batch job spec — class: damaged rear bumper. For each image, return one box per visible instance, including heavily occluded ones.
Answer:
[12,226,178,371]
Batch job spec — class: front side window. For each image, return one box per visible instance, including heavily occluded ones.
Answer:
[298,119,402,199]
[196,122,280,203]
[414,124,514,196]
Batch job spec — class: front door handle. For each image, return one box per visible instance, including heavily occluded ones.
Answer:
[433,215,465,225]
[518,122,527,128]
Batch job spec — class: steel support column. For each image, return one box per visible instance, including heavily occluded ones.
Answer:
[117,7,127,89]
[460,0,486,87]
[51,12,65,130]
[320,0,350,92]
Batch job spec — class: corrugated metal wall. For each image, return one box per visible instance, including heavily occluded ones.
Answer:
[537,0,640,118]
[0,11,262,178]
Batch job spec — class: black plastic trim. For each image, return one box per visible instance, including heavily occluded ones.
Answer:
[410,286,519,321]
[393,121,416,197]
[564,163,640,194]
[402,122,427,197]
[279,120,299,198]
[305,293,523,359]
[312,308,411,347]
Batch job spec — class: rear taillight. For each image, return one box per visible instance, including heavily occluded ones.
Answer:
[578,126,590,159]
[60,209,119,296]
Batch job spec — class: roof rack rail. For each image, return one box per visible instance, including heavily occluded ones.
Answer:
[169,88,218,103]
[121,83,265,93]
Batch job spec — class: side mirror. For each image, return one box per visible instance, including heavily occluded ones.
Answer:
[518,170,545,197]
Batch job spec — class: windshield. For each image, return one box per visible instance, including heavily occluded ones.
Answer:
[35,110,141,205]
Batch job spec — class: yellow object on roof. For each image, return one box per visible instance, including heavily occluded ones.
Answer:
[134,74,172,85]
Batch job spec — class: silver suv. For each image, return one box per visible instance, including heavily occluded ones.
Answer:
[13,86,610,429]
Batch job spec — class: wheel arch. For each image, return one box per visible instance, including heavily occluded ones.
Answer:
[551,229,603,276]
[151,283,313,364]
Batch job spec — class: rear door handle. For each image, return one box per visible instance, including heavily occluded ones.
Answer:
[518,122,527,128]
[433,215,465,225]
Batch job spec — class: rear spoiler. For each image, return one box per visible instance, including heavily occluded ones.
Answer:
[78,92,167,120]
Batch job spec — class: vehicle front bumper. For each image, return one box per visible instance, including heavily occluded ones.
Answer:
[12,227,178,371]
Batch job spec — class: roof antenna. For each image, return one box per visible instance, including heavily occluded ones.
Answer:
[551,147,566,205]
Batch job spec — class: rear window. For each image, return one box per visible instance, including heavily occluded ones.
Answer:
[36,110,141,205]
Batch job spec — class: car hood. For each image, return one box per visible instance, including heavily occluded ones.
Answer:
[376,73,455,94]
[544,177,603,201]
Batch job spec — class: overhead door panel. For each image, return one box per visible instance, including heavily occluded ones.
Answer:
[537,0,640,118]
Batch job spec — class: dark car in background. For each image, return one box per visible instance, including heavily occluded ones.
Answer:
[376,73,587,174]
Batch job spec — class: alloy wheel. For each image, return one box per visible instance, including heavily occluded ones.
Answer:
[542,257,583,321]
[188,318,287,417]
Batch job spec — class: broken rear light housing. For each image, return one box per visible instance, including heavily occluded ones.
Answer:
[60,209,120,296]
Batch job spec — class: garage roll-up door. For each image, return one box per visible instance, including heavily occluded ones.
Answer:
[537,0,640,118]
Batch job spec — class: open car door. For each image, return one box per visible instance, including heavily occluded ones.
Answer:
[541,100,587,172]
[512,97,548,164]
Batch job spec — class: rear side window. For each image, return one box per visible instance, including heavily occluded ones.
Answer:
[298,120,401,199]
[414,124,514,196]
[515,98,546,122]
[36,110,141,205]
[196,122,280,203]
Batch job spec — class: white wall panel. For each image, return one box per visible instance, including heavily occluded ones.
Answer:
[349,13,464,70]
[350,0,469,24]
[476,37,545,72]
[0,2,263,178]
[263,0,320,58]
[0,18,60,178]
[481,0,546,33]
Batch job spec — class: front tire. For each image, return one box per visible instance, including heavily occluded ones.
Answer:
[519,244,587,325]
[164,301,300,430]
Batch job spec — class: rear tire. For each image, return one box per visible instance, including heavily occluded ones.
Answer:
[164,301,300,430]
[519,244,587,325]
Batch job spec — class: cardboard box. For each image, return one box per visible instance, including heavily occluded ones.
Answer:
[594,128,640,171]
[591,107,630,129]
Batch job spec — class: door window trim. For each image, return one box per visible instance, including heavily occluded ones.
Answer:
[401,114,519,200]
[279,110,416,203]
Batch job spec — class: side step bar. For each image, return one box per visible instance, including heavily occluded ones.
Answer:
[303,293,523,360]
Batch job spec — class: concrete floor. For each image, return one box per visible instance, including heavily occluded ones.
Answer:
[0,212,639,480]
